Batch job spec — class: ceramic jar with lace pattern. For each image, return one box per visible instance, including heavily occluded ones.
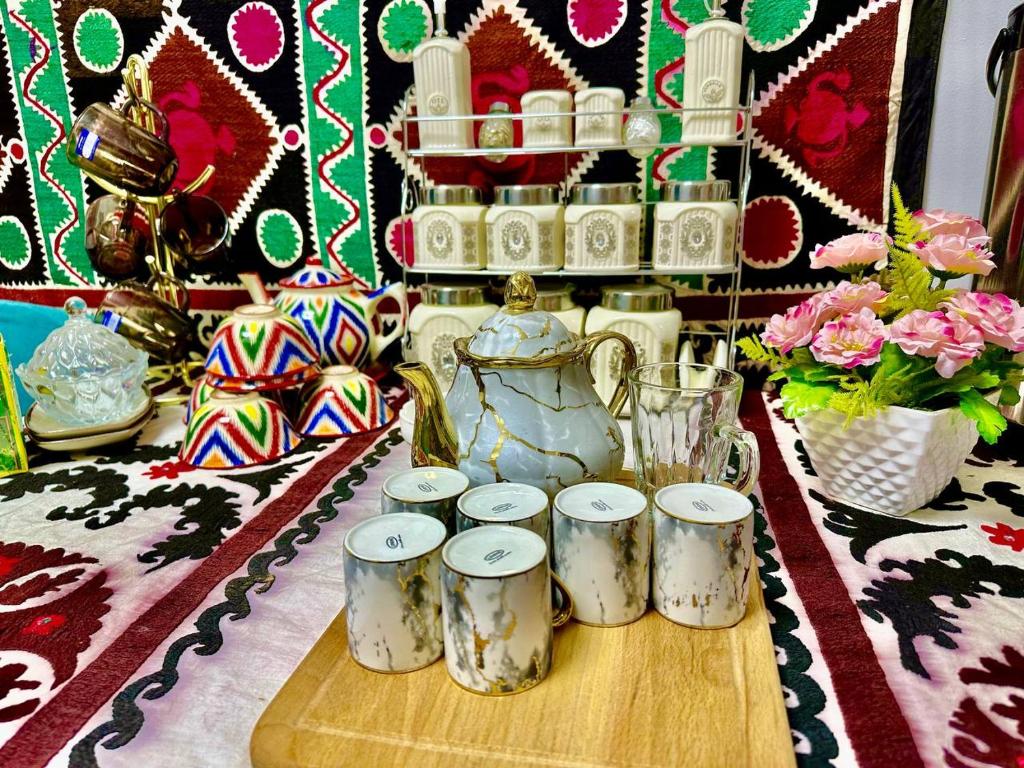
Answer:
[412,185,487,270]
[406,284,497,393]
[535,284,586,336]
[564,183,642,273]
[653,180,736,272]
[485,185,564,272]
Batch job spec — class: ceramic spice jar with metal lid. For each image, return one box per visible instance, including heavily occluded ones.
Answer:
[653,180,736,272]
[412,185,487,270]
[485,184,564,272]
[406,283,497,393]
[534,283,586,336]
[584,284,681,408]
[564,183,642,273]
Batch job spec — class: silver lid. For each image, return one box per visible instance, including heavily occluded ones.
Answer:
[494,184,560,206]
[600,283,674,312]
[569,183,640,206]
[660,180,731,203]
[420,283,488,306]
[534,284,577,312]
[423,185,482,205]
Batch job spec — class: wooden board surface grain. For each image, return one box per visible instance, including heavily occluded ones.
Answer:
[250,575,794,768]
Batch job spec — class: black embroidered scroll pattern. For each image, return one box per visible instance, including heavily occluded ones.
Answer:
[0,466,132,529]
[858,550,1024,678]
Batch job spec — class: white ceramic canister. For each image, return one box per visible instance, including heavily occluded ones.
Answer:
[406,283,497,393]
[412,11,474,150]
[455,482,550,540]
[681,2,743,145]
[652,483,754,628]
[343,512,447,672]
[653,180,736,272]
[564,183,642,272]
[574,87,625,147]
[412,185,487,270]
[552,482,650,626]
[485,185,564,272]
[535,283,585,336]
[521,89,573,148]
[585,283,681,407]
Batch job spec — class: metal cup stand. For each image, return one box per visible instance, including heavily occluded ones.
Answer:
[77,55,212,406]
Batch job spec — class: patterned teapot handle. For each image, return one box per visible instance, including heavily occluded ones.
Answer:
[582,330,636,418]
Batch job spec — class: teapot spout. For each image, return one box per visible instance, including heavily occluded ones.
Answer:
[395,362,459,469]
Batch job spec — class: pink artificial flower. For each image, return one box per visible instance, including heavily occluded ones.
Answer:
[817,280,888,320]
[761,299,821,354]
[810,232,890,273]
[913,208,989,246]
[912,234,996,276]
[810,308,888,369]
[941,291,1024,352]
[889,309,985,378]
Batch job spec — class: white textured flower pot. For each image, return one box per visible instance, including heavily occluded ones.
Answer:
[795,405,979,517]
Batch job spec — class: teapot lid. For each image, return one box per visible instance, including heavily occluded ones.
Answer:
[467,272,575,359]
[279,257,353,289]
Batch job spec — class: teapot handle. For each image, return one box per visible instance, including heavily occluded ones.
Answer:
[583,331,636,418]
[367,282,408,361]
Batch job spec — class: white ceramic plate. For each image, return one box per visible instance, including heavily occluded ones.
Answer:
[25,394,154,440]
[31,405,155,452]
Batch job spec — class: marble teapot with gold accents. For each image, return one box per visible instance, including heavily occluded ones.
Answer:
[396,272,636,496]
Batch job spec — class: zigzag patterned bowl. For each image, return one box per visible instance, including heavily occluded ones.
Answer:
[204,304,319,382]
[297,365,394,438]
[179,390,300,469]
[207,365,318,394]
[183,373,218,424]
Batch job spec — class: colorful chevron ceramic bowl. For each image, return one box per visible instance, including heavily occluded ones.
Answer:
[204,304,319,385]
[179,390,300,469]
[296,365,394,438]
[207,365,318,394]
[183,373,218,423]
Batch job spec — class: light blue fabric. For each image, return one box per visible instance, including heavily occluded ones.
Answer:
[0,300,65,416]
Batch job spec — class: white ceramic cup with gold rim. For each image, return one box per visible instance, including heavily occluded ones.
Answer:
[552,482,650,626]
[455,482,550,540]
[441,526,571,695]
[381,466,470,535]
[343,513,447,673]
[652,483,754,628]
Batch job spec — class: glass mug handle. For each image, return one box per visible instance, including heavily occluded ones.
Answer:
[120,98,170,141]
[551,572,573,628]
[582,330,637,418]
[711,423,760,497]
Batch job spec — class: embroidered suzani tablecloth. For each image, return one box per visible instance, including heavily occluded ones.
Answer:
[0,396,1021,767]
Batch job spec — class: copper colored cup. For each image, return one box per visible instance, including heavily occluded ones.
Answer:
[96,280,197,363]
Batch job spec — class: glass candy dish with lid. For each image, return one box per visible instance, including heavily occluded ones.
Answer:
[16,297,149,427]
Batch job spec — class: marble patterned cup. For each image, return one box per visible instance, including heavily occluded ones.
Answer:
[381,466,470,535]
[343,512,447,673]
[652,483,754,629]
[441,526,571,696]
[455,482,550,541]
[552,482,650,627]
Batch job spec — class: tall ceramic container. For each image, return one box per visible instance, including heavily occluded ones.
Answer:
[406,284,497,393]
[412,2,474,150]
[585,284,681,408]
[681,0,743,145]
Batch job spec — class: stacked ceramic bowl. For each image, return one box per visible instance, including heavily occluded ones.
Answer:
[180,305,395,469]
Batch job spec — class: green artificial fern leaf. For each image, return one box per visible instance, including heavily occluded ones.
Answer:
[890,183,924,250]
[960,389,1007,445]
[737,335,784,367]
[779,380,836,419]
[886,247,934,313]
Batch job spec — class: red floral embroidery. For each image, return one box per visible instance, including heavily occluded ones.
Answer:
[981,522,1024,553]
[21,614,66,636]
[144,460,196,480]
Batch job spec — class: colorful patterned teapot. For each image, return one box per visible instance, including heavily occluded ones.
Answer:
[269,258,407,368]
[396,272,636,496]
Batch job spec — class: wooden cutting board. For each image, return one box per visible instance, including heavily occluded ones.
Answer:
[250,574,794,768]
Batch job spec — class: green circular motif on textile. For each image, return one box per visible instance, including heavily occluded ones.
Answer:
[742,0,816,52]
[378,0,432,63]
[256,209,303,268]
[0,216,31,271]
[74,8,124,74]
